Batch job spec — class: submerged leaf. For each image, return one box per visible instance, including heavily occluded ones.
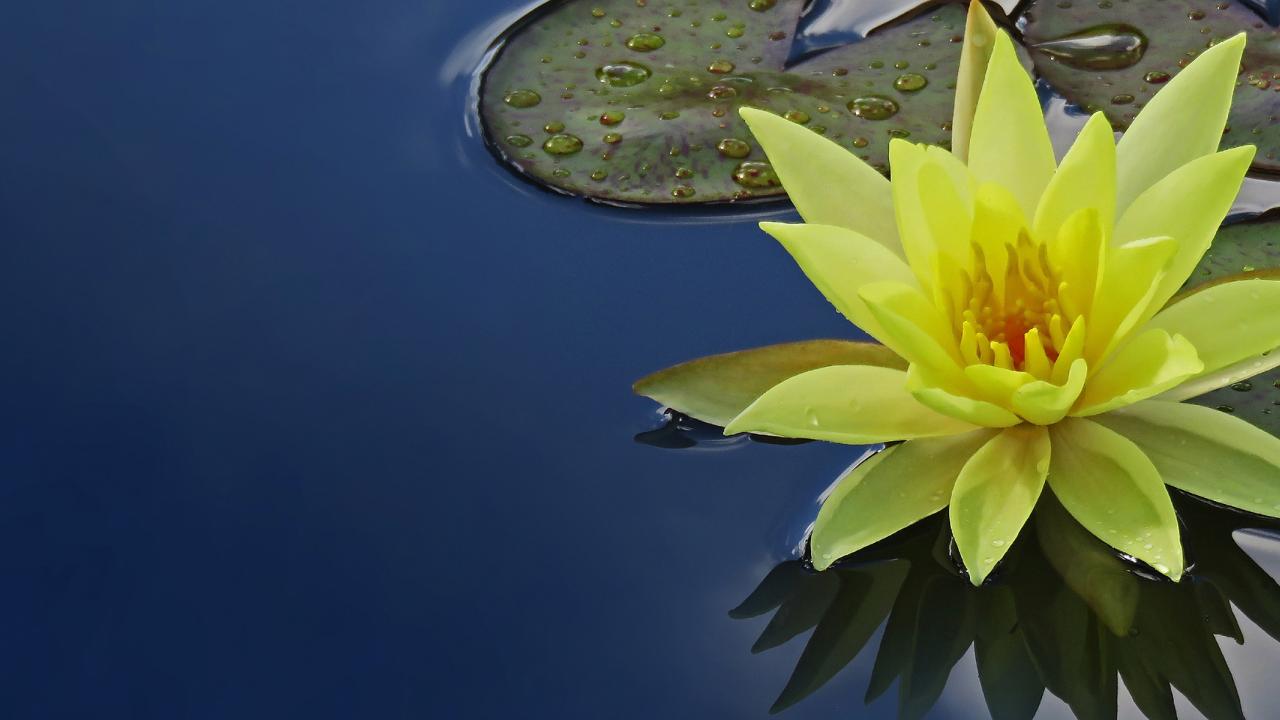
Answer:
[481,1,972,204]
[633,339,904,428]
[1022,0,1280,172]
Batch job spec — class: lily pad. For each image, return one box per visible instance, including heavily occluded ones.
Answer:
[480,0,972,204]
[633,339,906,427]
[1021,0,1280,173]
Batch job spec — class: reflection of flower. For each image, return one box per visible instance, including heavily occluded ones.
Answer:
[637,2,1280,585]
[735,491,1278,717]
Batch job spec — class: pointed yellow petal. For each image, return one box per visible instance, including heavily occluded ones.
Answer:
[1033,112,1116,248]
[909,366,1023,428]
[1048,418,1183,580]
[1085,236,1177,365]
[889,140,942,289]
[1023,328,1052,380]
[951,0,1000,163]
[724,365,976,443]
[1051,316,1087,385]
[1144,279,1280,398]
[951,425,1051,585]
[1013,358,1088,425]
[758,222,916,349]
[1051,209,1105,320]
[1115,33,1246,213]
[859,281,965,382]
[740,107,899,251]
[1113,146,1256,321]
[1075,330,1203,416]
[964,364,1034,406]
[969,182,1027,303]
[918,160,974,270]
[1161,351,1280,402]
[812,430,996,569]
[968,32,1056,220]
[1098,401,1280,518]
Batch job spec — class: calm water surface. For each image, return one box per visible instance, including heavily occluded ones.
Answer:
[2,1,1280,718]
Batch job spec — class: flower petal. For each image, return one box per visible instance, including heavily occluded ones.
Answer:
[950,425,1051,585]
[890,140,943,289]
[1047,418,1183,580]
[812,430,996,569]
[1013,358,1088,425]
[891,143,978,291]
[859,281,965,383]
[1076,330,1203,416]
[633,340,907,427]
[1096,401,1280,519]
[1051,210,1105,321]
[965,364,1034,407]
[1144,279,1280,399]
[724,365,976,443]
[918,160,975,271]
[908,366,1023,428]
[968,32,1056,221]
[1114,33,1246,214]
[1085,236,1178,365]
[1113,146,1257,321]
[1033,112,1116,248]
[740,107,899,251]
[1161,351,1280,403]
[758,222,916,348]
[969,182,1028,303]
[951,0,1000,163]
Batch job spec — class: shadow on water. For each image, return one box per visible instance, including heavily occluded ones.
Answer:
[734,489,1280,719]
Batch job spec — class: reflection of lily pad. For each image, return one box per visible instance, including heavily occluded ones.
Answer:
[1179,216,1280,434]
[1021,0,1280,172]
[481,0,970,204]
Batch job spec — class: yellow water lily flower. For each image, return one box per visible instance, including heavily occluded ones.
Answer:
[722,3,1280,584]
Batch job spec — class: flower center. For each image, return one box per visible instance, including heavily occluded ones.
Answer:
[952,231,1076,376]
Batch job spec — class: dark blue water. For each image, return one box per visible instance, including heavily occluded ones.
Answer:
[4,1,1280,718]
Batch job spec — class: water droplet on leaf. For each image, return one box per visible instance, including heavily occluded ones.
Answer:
[503,89,542,108]
[543,134,584,155]
[848,95,899,120]
[626,33,665,51]
[596,61,652,86]
[894,73,928,92]
[1032,24,1148,70]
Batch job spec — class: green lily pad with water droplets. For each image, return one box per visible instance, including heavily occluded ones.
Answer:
[1021,0,1280,173]
[1180,215,1280,434]
[480,0,973,205]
